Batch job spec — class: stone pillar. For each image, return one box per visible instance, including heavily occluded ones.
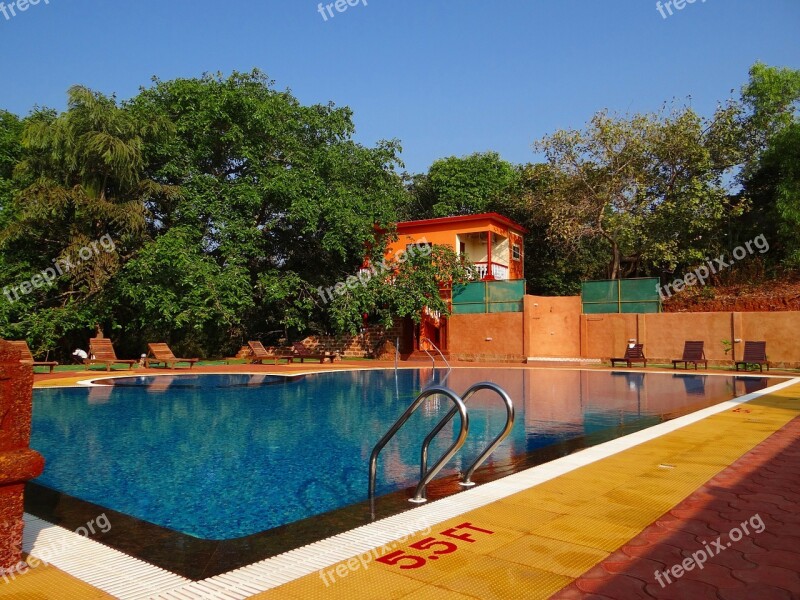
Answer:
[0,341,45,571]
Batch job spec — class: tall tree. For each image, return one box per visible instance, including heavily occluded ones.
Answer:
[0,87,175,353]
[408,152,518,219]
[739,63,800,268]
[127,70,408,347]
[525,106,744,280]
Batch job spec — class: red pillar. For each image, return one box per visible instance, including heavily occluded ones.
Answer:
[484,231,495,281]
[0,342,45,571]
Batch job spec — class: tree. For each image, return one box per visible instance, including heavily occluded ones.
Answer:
[525,106,744,280]
[739,63,800,268]
[327,245,476,335]
[0,110,23,227]
[408,152,518,219]
[0,87,176,353]
[128,70,408,347]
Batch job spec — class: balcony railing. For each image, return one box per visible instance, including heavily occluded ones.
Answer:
[474,261,509,281]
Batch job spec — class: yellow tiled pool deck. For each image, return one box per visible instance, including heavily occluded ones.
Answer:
[5,366,800,599]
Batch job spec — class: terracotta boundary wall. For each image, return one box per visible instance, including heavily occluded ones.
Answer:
[301,323,402,360]
[449,312,525,362]
[446,295,800,367]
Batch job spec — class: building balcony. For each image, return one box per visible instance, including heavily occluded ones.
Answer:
[474,261,509,281]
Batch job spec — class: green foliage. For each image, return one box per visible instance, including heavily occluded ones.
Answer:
[1,62,798,357]
[0,110,23,229]
[408,152,518,218]
[525,105,745,281]
[328,245,476,335]
[739,64,800,269]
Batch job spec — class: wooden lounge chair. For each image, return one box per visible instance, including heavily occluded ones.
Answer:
[291,342,335,364]
[144,343,199,369]
[6,340,58,373]
[248,341,294,365]
[672,341,708,370]
[735,341,769,372]
[610,344,647,368]
[85,338,137,372]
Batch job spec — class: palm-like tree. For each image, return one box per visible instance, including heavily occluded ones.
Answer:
[4,85,178,299]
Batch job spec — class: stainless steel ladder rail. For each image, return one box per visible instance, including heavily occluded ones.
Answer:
[368,385,469,505]
[419,382,515,496]
[420,336,451,370]
[420,336,451,386]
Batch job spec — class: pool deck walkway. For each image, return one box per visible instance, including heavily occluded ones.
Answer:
[4,363,799,599]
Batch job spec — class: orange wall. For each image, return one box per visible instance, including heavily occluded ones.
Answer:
[740,312,800,363]
[449,312,524,361]
[448,294,800,366]
[521,298,800,366]
[524,296,582,358]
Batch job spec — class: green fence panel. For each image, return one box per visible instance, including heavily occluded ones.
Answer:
[452,303,488,315]
[487,280,526,303]
[581,280,619,303]
[452,280,525,314]
[452,282,486,305]
[581,278,660,314]
[583,302,620,314]
[622,278,660,302]
[621,301,659,314]
[488,301,523,313]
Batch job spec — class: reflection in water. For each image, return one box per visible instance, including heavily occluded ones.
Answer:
[31,370,777,541]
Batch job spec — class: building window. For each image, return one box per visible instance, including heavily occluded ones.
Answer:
[512,244,521,261]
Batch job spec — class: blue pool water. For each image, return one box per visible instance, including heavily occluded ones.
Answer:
[31,368,773,540]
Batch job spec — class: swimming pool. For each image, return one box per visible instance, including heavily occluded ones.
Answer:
[30,368,775,547]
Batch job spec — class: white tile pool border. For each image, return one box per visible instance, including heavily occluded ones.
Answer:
[22,373,800,599]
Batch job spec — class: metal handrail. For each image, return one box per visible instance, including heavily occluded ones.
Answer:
[419,382,514,495]
[421,337,451,371]
[368,385,469,505]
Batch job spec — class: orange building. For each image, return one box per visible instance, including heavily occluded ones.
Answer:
[384,213,527,357]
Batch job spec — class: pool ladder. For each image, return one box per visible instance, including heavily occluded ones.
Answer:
[368,382,515,505]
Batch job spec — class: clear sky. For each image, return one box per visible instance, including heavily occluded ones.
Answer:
[1,0,798,174]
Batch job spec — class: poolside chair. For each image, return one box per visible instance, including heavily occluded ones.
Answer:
[291,342,336,364]
[735,341,769,372]
[672,341,708,370]
[248,341,294,365]
[144,343,199,369]
[5,340,58,373]
[610,344,647,368]
[86,338,137,372]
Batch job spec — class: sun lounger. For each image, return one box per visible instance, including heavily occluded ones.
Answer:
[672,341,708,370]
[735,341,769,372]
[610,343,647,368]
[248,341,294,365]
[5,340,58,373]
[144,343,199,369]
[85,338,137,371]
[292,342,335,363]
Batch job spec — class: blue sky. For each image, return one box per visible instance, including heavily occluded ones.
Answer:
[1,0,798,173]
